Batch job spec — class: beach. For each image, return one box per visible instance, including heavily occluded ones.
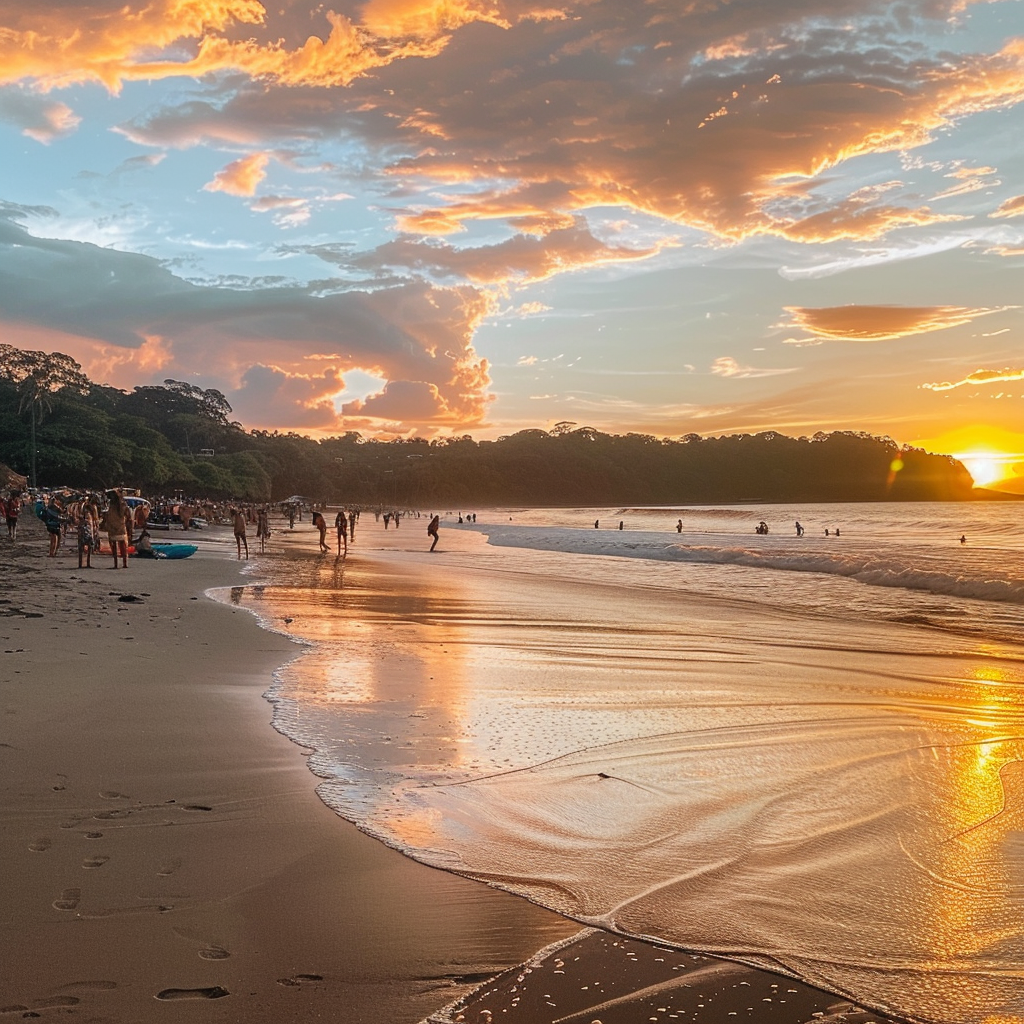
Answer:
[6,503,1024,1024]
[0,519,576,1021]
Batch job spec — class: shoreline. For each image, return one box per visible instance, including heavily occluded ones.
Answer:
[222,520,898,1024]
[1,519,576,1021]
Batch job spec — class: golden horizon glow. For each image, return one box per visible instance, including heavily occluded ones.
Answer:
[957,453,1017,488]
[912,426,1024,488]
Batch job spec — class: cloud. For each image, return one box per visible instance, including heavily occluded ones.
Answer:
[0,0,563,93]
[922,368,1024,393]
[0,208,492,432]
[342,379,454,422]
[710,356,796,379]
[991,195,1024,220]
[783,305,1015,343]
[0,86,80,142]
[203,152,270,197]
[335,219,669,285]
[33,0,1024,262]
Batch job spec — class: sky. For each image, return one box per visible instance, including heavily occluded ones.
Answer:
[1,0,1023,480]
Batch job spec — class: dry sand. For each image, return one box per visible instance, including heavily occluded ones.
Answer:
[2,515,892,1024]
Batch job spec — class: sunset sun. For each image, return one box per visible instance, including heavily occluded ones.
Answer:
[958,453,1012,488]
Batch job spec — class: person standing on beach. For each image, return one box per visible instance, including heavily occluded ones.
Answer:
[311,510,329,553]
[427,514,440,552]
[795,521,804,537]
[334,509,348,557]
[76,497,98,568]
[257,506,270,554]
[102,490,130,569]
[676,519,683,533]
[231,507,249,559]
[43,496,63,557]
[5,490,21,541]
[348,509,357,541]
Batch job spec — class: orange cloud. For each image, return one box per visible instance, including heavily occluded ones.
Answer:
[783,305,1014,343]
[0,0,267,92]
[776,202,965,243]
[202,152,270,196]
[990,195,1024,219]
[347,221,668,284]
[0,0,564,94]
[922,368,1024,393]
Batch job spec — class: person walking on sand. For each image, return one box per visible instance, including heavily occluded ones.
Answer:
[311,510,329,553]
[334,509,348,557]
[676,519,683,533]
[427,514,440,552]
[257,506,270,554]
[348,509,357,541]
[102,489,130,569]
[795,521,804,537]
[231,507,249,560]
[5,490,21,541]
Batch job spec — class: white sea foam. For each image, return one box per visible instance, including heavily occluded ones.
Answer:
[473,521,1024,609]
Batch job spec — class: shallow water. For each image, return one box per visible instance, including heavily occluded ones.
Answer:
[221,503,1024,1024]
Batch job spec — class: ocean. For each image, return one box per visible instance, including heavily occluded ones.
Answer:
[218,502,1024,1024]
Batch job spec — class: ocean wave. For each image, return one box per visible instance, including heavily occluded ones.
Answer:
[477,526,1024,605]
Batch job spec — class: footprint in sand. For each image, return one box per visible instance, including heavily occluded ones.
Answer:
[155,987,229,1000]
[157,857,182,877]
[53,888,81,911]
[198,947,230,961]
[28,837,52,853]
[99,791,128,800]
[82,855,109,869]
[84,831,104,840]
[33,996,80,1009]
[276,974,324,987]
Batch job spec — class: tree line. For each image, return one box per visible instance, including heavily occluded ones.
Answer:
[1,345,977,505]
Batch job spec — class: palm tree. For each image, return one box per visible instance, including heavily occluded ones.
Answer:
[18,373,53,490]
